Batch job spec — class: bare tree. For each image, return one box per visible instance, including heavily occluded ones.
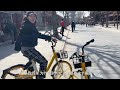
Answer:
[75,11,85,23]
[69,11,76,21]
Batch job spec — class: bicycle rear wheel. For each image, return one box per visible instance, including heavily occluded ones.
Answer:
[1,64,34,79]
[51,60,72,79]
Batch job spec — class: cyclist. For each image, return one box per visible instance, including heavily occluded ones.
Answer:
[14,11,56,79]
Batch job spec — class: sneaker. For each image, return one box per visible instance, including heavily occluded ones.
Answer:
[36,74,46,79]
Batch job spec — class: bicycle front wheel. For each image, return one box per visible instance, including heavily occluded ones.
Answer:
[51,60,72,79]
[1,64,34,79]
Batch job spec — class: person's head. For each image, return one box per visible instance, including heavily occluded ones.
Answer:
[26,11,37,24]
[62,19,64,21]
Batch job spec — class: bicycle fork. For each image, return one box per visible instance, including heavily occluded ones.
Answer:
[81,55,89,79]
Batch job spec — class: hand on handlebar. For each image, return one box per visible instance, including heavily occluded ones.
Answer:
[51,37,57,43]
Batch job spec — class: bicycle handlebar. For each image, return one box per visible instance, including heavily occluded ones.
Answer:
[69,39,95,60]
[82,39,94,55]
[83,39,94,47]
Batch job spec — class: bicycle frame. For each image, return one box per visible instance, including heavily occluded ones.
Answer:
[46,49,59,72]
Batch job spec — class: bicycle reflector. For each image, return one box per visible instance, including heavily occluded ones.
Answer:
[56,50,68,59]
[60,50,68,59]
[57,50,68,59]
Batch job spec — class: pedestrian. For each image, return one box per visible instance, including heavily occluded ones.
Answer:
[60,19,65,36]
[14,11,57,79]
[114,23,115,27]
[0,30,4,42]
[4,22,18,44]
[101,19,104,27]
[71,21,76,32]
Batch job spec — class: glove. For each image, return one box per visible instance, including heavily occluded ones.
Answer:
[51,37,57,43]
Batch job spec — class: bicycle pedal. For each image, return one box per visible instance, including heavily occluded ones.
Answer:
[87,75,91,79]
[1,69,8,79]
[36,74,46,79]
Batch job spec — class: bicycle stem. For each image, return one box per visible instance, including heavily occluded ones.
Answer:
[81,45,89,79]
[51,41,56,53]
[82,46,85,55]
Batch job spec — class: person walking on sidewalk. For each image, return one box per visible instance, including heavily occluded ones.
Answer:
[60,19,65,36]
[14,11,56,79]
[71,21,76,32]
[101,19,104,27]
[0,30,4,42]
[4,22,18,44]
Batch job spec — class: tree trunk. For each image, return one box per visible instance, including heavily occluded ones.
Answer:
[106,12,109,27]
[117,11,119,29]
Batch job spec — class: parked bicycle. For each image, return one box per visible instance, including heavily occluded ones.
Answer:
[69,39,103,79]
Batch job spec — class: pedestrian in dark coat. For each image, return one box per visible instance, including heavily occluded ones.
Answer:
[71,21,76,32]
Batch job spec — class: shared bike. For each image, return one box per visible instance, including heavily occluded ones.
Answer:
[1,39,72,79]
[69,39,103,79]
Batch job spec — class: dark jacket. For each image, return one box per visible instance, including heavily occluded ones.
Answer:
[71,22,75,27]
[14,20,51,51]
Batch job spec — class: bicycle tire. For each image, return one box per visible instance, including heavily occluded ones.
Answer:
[1,64,34,79]
[51,60,72,79]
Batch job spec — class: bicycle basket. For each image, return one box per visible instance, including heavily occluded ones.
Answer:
[70,53,91,69]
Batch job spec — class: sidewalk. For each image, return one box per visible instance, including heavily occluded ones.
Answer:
[95,24,120,32]
[0,40,12,47]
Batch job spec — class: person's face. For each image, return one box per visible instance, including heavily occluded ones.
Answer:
[27,14,37,24]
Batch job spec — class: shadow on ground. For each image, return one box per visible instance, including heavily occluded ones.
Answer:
[60,39,120,79]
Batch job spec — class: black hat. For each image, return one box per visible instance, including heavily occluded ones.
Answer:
[26,11,37,18]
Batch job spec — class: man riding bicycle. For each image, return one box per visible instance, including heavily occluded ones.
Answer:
[14,11,57,79]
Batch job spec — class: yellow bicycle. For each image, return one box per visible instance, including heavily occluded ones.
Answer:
[1,39,72,79]
[69,39,94,79]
